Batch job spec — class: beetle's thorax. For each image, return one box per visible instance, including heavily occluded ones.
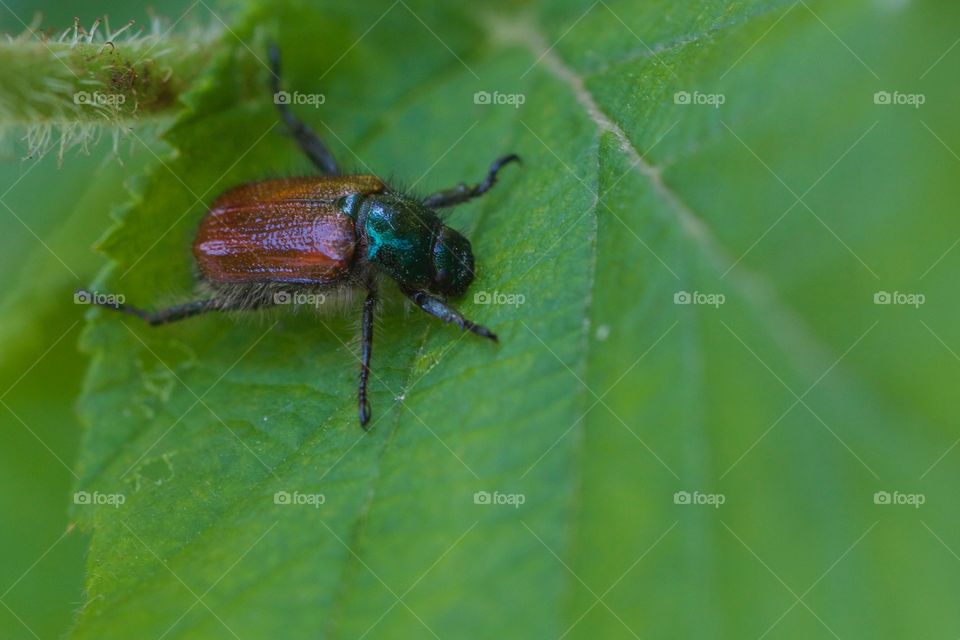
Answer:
[340,192,443,289]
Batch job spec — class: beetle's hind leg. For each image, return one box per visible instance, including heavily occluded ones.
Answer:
[77,290,250,326]
[400,287,497,342]
[267,43,339,175]
[422,154,521,209]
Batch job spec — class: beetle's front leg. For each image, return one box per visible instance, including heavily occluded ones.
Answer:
[422,154,520,209]
[400,287,497,342]
[358,284,377,428]
[268,43,339,175]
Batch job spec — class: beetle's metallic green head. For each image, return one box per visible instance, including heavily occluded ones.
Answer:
[352,193,475,297]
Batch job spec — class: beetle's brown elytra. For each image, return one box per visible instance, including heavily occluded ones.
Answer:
[79,44,520,428]
[194,176,386,283]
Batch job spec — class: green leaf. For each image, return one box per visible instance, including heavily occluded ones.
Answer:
[74,0,960,638]
[0,135,157,640]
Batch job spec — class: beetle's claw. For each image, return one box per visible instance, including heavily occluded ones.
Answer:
[467,322,498,342]
[359,398,371,429]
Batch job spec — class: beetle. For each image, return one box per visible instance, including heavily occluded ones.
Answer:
[80,44,519,428]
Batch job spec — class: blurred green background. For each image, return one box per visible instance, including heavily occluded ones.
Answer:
[0,3,195,639]
[2,0,959,638]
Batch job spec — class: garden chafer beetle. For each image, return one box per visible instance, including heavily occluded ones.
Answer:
[81,45,519,428]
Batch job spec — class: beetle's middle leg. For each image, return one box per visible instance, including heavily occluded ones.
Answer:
[358,284,377,428]
[422,154,520,209]
[267,43,339,175]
